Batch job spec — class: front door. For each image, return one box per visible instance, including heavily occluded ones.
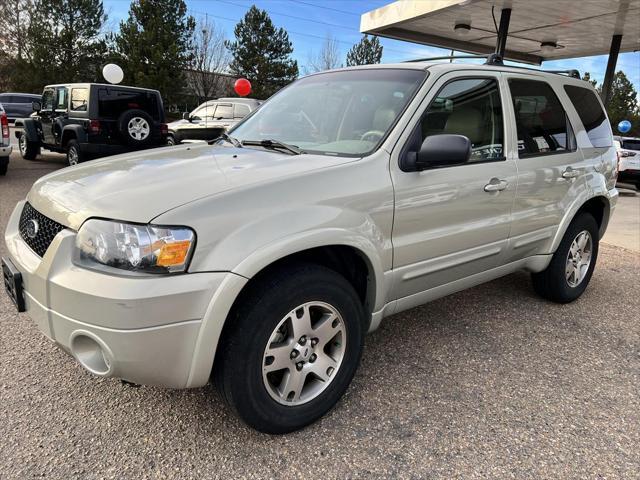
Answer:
[38,88,56,145]
[390,72,517,299]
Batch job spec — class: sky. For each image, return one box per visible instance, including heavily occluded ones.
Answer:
[102,0,640,92]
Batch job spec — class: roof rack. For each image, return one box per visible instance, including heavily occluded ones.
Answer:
[403,54,581,79]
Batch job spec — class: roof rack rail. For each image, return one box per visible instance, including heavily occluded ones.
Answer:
[404,54,489,63]
[404,55,581,79]
[540,69,581,79]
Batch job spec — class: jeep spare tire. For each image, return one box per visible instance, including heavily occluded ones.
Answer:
[118,109,154,146]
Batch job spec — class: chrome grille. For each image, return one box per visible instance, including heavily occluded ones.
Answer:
[18,202,66,257]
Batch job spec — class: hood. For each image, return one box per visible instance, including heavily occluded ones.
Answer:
[167,119,190,129]
[27,144,354,230]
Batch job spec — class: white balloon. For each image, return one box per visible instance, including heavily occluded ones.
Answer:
[102,64,124,84]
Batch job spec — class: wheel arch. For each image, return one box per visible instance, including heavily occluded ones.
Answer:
[61,125,87,147]
[185,240,384,388]
[550,194,611,252]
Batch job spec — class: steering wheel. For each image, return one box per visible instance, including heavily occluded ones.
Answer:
[360,130,385,142]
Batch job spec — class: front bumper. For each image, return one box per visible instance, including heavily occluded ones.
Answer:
[4,201,236,388]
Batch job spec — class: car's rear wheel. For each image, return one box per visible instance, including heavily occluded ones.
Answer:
[118,109,154,146]
[532,213,599,303]
[214,263,365,434]
[18,134,40,160]
[66,140,85,166]
[0,157,8,176]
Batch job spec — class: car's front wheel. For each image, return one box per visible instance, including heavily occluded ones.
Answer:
[532,212,599,303]
[18,134,40,160]
[215,263,365,434]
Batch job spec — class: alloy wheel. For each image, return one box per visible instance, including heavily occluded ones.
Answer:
[127,117,150,141]
[262,301,346,406]
[565,230,593,287]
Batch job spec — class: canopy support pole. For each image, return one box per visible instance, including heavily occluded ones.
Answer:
[601,34,622,105]
[495,8,512,58]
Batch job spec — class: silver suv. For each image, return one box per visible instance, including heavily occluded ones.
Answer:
[2,63,618,433]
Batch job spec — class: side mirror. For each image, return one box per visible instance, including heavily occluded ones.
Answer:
[404,134,471,171]
[182,112,190,120]
[32,101,41,112]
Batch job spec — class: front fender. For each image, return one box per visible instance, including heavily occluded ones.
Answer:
[18,118,40,142]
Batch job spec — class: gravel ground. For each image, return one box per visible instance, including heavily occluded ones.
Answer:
[1,146,639,479]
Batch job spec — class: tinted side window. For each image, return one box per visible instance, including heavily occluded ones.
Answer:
[563,85,611,148]
[71,88,89,111]
[234,104,250,119]
[420,77,504,162]
[0,95,15,103]
[214,104,233,119]
[509,79,573,156]
[98,89,159,120]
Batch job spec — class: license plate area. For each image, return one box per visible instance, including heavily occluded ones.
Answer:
[2,257,25,312]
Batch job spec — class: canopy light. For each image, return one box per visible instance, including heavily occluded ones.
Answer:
[540,41,558,55]
[454,23,471,36]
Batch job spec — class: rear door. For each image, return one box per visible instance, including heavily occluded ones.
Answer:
[390,72,517,299]
[502,75,584,261]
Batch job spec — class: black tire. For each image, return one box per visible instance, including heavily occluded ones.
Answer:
[214,263,366,434]
[532,213,599,303]
[118,109,154,146]
[18,134,40,160]
[0,157,8,176]
[166,134,177,146]
[66,140,85,166]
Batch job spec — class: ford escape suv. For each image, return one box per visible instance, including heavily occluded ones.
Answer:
[3,63,618,433]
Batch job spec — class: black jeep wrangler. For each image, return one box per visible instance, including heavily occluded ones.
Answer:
[15,83,167,166]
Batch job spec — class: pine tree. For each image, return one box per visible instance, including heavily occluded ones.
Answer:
[112,0,195,106]
[345,35,383,67]
[225,5,298,99]
[17,0,107,91]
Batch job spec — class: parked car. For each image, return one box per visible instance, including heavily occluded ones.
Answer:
[167,97,261,144]
[14,83,168,166]
[614,136,640,190]
[0,103,12,175]
[3,63,618,433]
[0,93,41,123]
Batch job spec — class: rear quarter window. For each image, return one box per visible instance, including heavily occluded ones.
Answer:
[563,85,611,148]
[98,89,160,121]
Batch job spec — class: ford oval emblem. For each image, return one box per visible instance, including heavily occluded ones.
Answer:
[26,219,39,239]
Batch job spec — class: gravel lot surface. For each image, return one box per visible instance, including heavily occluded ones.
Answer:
[1,143,639,479]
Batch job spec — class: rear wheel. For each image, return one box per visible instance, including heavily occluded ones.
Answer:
[532,213,599,303]
[0,157,8,175]
[18,134,40,160]
[215,264,365,434]
[66,140,85,166]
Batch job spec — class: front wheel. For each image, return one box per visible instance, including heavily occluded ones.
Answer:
[18,134,40,160]
[532,213,599,303]
[214,264,366,434]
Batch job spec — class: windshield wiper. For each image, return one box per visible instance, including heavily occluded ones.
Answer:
[241,139,304,155]
[208,132,242,148]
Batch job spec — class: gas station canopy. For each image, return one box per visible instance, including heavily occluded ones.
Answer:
[361,0,640,65]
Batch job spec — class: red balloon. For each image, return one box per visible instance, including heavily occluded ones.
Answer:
[234,78,251,97]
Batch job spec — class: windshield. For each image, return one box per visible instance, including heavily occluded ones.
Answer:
[230,69,426,156]
[622,140,640,151]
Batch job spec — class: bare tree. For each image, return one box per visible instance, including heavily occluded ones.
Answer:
[306,34,341,74]
[188,16,231,102]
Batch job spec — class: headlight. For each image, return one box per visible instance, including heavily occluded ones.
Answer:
[75,219,195,274]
